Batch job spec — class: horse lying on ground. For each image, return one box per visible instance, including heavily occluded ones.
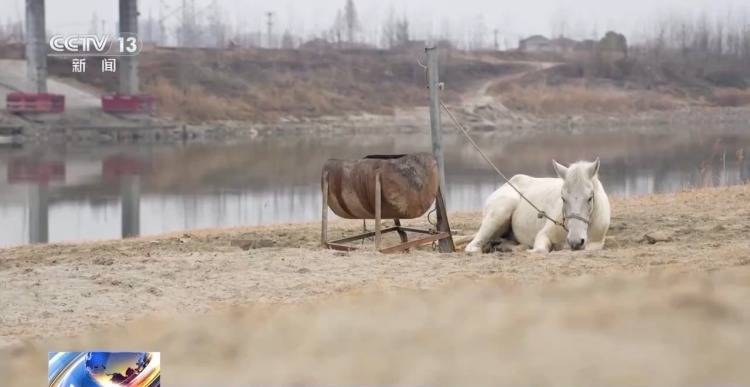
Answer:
[465,159,611,253]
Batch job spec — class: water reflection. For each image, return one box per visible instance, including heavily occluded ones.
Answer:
[0,129,748,247]
[120,175,140,239]
[28,184,48,244]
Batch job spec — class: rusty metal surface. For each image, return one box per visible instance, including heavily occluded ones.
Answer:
[325,228,451,254]
[378,232,451,254]
[322,153,439,219]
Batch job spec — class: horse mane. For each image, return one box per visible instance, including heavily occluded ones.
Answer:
[565,161,598,185]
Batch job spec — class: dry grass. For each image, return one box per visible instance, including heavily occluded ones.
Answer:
[2,184,750,385]
[146,77,250,122]
[40,45,750,123]
[136,48,521,123]
[42,47,527,123]
[710,88,750,107]
[139,50,422,123]
[497,83,683,115]
[14,268,750,386]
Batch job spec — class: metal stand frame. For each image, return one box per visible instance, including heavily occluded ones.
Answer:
[322,172,455,254]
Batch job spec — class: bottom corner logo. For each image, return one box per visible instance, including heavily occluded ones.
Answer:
[48,351,160,387]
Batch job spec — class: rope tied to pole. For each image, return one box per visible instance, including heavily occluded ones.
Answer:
[438,99,569,231]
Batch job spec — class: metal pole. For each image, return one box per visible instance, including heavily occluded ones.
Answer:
[374,172,382,250]
[28,183,48,244]
[266,12,274,49]
[121,174,141,238]
[426,46,446,192]
[25,0,47,93]
[321,171,328,247]
[119,0,139,94]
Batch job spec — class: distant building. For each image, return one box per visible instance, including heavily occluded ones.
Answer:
[576,39,597,51]
[300,38,376,51]
[300,38,335,50]
[519,32,628,57]
[519,35,580,53]
[518,35,552,52]
[550,37,578,53]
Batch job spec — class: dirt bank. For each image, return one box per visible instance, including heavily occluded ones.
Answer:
[1,184,749,385]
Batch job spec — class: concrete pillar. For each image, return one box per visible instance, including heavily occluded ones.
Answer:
[25,0,47,93]
[119,0,139,94]
[28,184,49,244]
[121,175,140,238]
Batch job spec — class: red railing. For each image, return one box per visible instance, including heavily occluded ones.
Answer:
[7,158,65,184]
[6,92,65,113]
[101,94,156,114]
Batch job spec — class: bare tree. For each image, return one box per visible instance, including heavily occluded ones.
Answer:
[469,14,488,50]
[145,9,155,43]
[395,17,409,46]
[381,5,396,48]
[89,12,99,35]
[439,18,452,44]
[331,9,344,47]
[208,1,226,48]
[178,0,198,47]
[344,0,360,43]
[550,8,569,38]
[627,10,750,87]
[281,30,295,49]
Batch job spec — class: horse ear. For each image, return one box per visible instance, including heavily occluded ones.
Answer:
[588,158,600,178]
[552,160,568,179]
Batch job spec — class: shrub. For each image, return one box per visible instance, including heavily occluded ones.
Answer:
[709,88,750,107]
[498,84,681,115]
[704,70,748,89]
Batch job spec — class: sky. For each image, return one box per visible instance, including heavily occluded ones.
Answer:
[1,0,749,48]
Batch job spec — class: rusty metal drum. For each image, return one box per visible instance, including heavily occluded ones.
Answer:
[322,153,439,219]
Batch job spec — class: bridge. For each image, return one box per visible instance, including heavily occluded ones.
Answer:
[0,0,174,141]
[25,0,140,95]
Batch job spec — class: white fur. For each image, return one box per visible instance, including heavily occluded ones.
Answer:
[465,160,611,253]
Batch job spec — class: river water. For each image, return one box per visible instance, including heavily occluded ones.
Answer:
[0,129,748,247]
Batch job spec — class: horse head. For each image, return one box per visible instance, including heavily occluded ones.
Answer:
[552,158,600,250]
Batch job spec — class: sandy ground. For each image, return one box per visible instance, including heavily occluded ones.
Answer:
[1,184,750,385]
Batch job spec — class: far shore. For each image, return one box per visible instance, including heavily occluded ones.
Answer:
[4,104,749,145]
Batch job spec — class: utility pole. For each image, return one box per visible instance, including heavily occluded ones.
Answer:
[425,46,445,192]
[89,12,98,35]
[266,11,274,48]
[180,0,187,46]
[425,45,454,253]
[190,0,196,44]
[266,12,273,48]
[146,8,153,43]
[494,28,499,50]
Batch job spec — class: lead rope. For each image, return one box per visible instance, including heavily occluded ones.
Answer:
[438,100,569,232]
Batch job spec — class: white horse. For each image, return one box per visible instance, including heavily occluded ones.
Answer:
[465,159,610,253]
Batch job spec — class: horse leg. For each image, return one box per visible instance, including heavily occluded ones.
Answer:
[585,231,607,250]
[585,241,604,250]
[530,233,552,253]
[587,217,610,250]
[465,197,516,253]
[530,222,559,253]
